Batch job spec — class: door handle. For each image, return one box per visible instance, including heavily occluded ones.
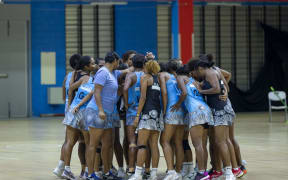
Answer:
[0,73,8,78]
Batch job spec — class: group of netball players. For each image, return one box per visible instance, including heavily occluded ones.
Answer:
[52,50,247,180]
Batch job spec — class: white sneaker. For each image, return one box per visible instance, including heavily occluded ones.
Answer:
[181,168,188,177]
[148,176,157,180]
[183,171,196,180]
[53,167,64,179]
[128,174,143,180]
[117,168,126,178]
[225,169,236,180]
[163,171,178,180]
[176,173,183,180]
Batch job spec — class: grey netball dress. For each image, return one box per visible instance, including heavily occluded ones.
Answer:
[202,80,235,126]
[138,75,163,131]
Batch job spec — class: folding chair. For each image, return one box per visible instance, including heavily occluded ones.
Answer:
[268,91,288,122]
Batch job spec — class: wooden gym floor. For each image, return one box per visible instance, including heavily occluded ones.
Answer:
[0,112,287,180]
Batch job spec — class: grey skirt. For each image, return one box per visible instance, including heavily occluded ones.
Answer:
[212,101,235,127]
[138,110,163,132]
[63,108,86,130]
[164,107,185,125]
[85,108,114,129]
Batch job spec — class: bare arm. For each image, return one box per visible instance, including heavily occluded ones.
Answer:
[94,84,106,120]
[134,75,148,127]
[199,72,221,95]
[159,73,168,115]
[62,75,67,102]
[220,68,231,83]
[123,73,136,109]
[171,76,187,111]
[72,91,93,113]
[136,76,148,116]
[219,71,230,93]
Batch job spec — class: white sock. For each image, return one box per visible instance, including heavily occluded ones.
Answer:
[224,166,233,175]
[65,166,71,172]
[182,163,188,172]
[187,162,194,173]
[151,168,157,177]
[58,160,65,169]
[135,166,143,176]
[168,170,176,174]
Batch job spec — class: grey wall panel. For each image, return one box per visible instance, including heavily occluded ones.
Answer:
[204,6,217,64]
[235,6,249,90]
[266,6,280,29]
[157,5,171,62]
[65,5,114,70]
[82,5,97,58]
[98,6,114,58]
[220,6,232,73]
[251,6,264,84]
[0,5,30,20]
[193,6,202,58]
[281,6,288,32]
[65,5,80,72]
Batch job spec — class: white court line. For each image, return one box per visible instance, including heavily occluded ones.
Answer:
[0,157,18,160]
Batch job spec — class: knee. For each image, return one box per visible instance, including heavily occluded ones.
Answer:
[160,137,169,148]
[102,141,113,150]
[215,139,226,148]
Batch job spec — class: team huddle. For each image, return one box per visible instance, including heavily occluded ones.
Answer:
[53,51,247,180]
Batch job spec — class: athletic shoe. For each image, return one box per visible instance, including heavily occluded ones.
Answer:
[163,171,178,180]
[103,170,122,180]
[148,176,157,180]
[181,166,188,177]
[142,171,150,180]
[232,168,244,178]
[53,167,64,179]
[207,169,213,176]
[86,173,102,180]
[79,171,85,179]
[224,169,236,180]
[128,174,143,180]
[240,165,247,175]
[209,170,223,180]
[127,171,135,178]
[194,172,209,180]
[111,166,118,175]
[62,169,76,180]
[183,171,196,180]
[117,168,126,178]
[176,173,183,180]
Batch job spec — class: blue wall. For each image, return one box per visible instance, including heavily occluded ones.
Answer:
[171,0,179,59]
[31,1,66,116]
[114,2,158,58]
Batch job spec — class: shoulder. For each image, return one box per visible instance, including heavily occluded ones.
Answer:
[141,74,151,81]
[96,67,109,76]
[127,71,136,78]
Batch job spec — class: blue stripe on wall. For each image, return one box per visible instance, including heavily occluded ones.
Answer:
[171,0,179,59]
[114,1,158,58]
[31,1,66,116]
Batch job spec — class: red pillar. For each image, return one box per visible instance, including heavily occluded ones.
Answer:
[178,0,194,64]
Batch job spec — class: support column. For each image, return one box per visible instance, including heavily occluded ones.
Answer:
[179,0,194,64]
